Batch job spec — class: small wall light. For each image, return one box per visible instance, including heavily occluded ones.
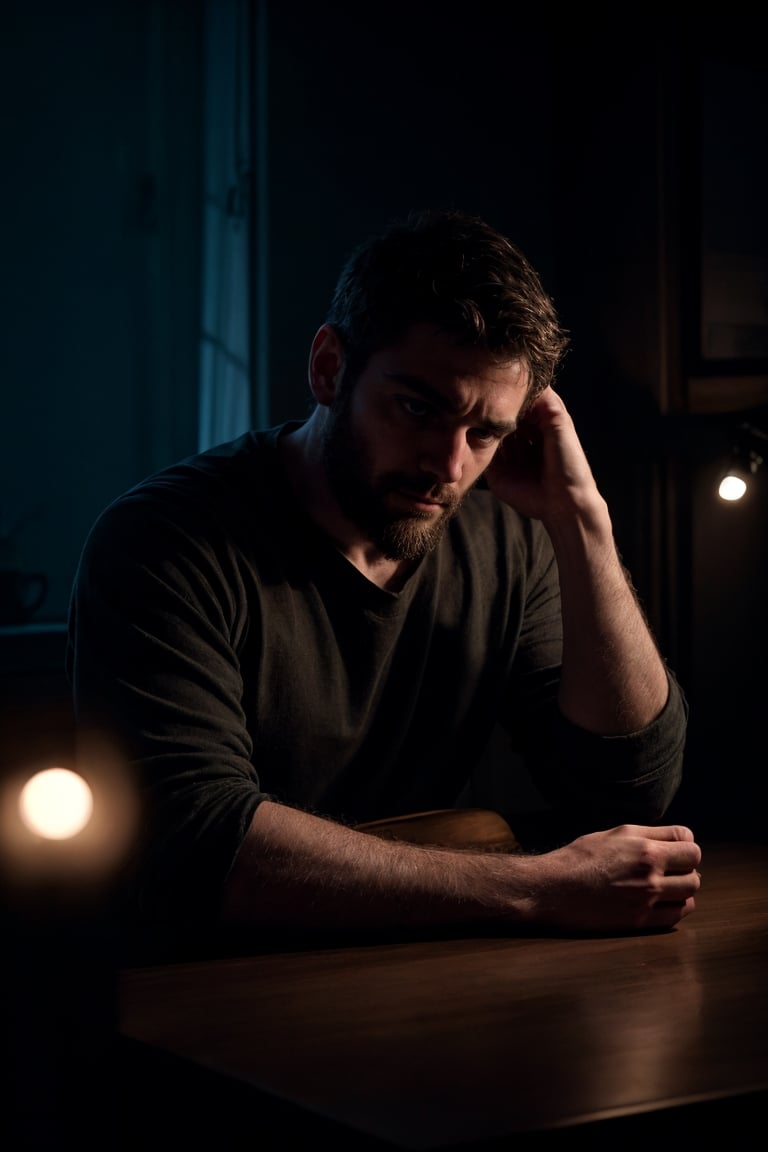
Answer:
[717,423,767,502]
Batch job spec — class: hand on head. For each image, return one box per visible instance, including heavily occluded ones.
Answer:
[484,387,600,523]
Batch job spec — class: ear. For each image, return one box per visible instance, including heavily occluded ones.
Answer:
[308,324,345,406]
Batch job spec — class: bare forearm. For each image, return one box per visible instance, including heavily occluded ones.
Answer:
[487,388,669,736]
[220,801,701,935]
[545,497,669,734]
[221,800,533,931]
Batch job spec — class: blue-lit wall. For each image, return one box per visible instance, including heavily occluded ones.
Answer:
[2,1,203,621]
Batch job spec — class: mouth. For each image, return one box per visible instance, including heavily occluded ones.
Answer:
[391,489,450,516]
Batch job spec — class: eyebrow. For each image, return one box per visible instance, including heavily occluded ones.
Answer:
[383,372,519,438]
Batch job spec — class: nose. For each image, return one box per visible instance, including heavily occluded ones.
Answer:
[419,428,467,485]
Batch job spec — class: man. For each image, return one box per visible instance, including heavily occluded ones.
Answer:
[66,208,700,960]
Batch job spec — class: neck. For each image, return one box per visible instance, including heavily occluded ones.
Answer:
[278,416,413,591]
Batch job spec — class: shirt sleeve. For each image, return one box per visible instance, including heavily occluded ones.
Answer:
[66,488,267,945]
[524,672,688,847]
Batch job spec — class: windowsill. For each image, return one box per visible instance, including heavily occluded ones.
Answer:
[0,620,67,635]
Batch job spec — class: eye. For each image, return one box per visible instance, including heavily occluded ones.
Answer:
[470,427,502,447]
[399,397,432,418]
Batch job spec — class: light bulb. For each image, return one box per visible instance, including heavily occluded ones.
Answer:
[718,473,748,501]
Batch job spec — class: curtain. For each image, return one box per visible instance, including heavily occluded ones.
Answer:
[198,0,255,451]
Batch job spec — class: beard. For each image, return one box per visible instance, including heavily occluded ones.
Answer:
[320,394,464,562]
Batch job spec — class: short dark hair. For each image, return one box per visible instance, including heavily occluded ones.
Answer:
[325,207,569,404]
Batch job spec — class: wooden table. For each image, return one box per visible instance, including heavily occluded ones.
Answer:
[117,841,768,1149]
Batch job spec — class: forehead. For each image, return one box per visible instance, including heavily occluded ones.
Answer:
[365,323,529,424]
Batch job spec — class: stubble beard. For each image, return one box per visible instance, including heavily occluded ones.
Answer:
[320,396,463,562]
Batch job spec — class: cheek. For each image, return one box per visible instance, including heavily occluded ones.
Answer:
[463,455,495,489]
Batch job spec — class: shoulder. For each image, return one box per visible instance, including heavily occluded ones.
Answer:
[126,427,279,510]
[77,426,295,573]
[90,427,286,536]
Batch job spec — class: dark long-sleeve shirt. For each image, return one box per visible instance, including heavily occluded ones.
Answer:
[66,424,687,942]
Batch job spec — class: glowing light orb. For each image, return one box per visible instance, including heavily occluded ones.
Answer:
[718,474,747,502]
[18,768,94,840]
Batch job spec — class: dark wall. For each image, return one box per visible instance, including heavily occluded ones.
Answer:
[1,0,203,622]
[677,416,768,840]
[264,3,562,426]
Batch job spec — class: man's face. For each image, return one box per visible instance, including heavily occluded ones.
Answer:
[320,324,529,561]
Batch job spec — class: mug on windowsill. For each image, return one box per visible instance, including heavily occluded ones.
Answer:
[0,569,48,625]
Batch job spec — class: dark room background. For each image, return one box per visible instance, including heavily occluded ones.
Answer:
[2,1,766,841]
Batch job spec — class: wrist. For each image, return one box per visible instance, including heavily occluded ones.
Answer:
[542,492,614,562]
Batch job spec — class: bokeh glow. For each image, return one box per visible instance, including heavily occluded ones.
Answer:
[18,767,94,840]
